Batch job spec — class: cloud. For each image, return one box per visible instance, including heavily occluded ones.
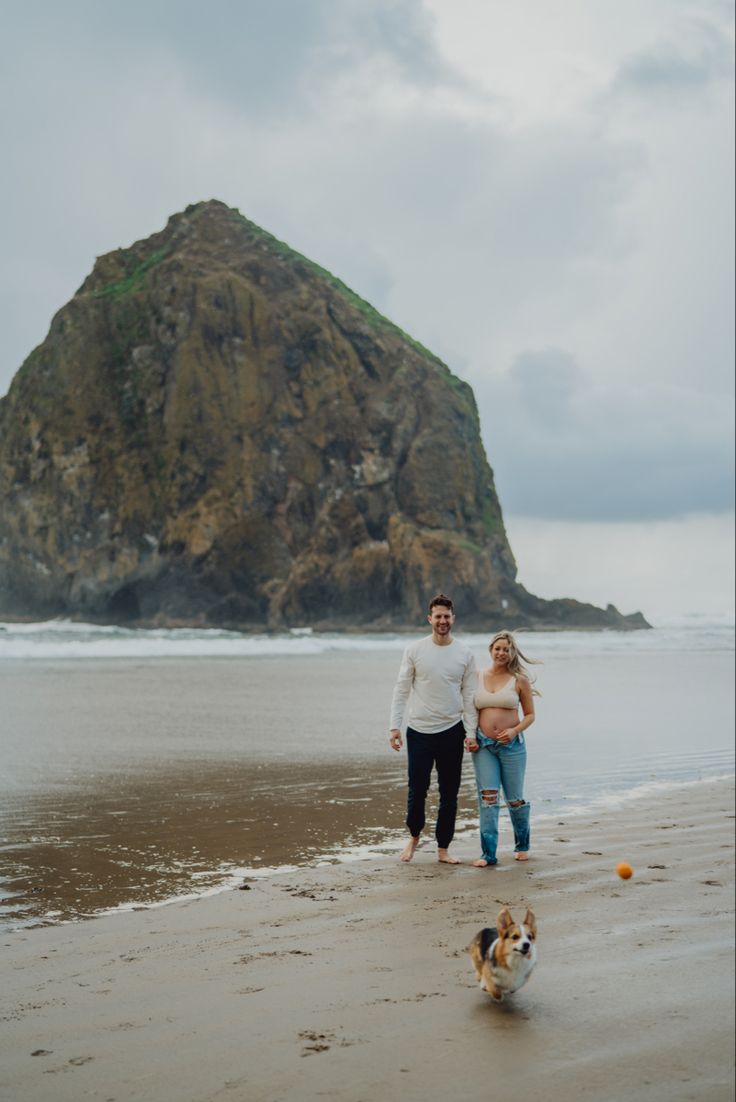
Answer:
[480,347,734,520]
[9,0,449,118]
[0,0,732,533]
[0,0,453,381]
[508,349,582,425]
[0,2,641,391]
[613,14,733,96]
[505,511,735,622]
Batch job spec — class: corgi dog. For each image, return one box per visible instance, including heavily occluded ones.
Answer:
[468,907,537,1001]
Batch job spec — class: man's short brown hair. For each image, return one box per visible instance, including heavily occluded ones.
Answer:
[428,593,454,614]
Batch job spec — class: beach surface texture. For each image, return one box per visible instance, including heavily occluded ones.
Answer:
[2,776,733,1102]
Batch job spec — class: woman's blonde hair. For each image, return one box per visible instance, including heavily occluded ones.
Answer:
[489,630,542,693]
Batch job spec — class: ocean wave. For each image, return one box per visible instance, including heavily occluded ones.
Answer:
[1,616,733,660]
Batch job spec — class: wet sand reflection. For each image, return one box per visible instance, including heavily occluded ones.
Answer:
[1,758,479,926]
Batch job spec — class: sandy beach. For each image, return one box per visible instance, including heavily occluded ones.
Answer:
[1,776,733,1102]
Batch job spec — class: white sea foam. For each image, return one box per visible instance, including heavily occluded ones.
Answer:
[530,771,735,822]
[1,614,733,660]
[0,619,402,659]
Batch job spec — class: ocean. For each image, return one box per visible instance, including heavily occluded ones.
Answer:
[1,615,733,929]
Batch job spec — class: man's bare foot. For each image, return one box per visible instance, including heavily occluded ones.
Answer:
[400,837,420,862]
[472,858,495,867]
[515,852,529,862]
[437,848,461,864]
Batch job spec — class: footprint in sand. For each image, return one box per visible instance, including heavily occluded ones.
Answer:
[299,1030,333,1056]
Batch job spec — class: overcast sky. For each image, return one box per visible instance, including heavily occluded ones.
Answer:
[1,0,733,619]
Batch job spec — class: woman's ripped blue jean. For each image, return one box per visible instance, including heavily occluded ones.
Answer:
[472,732,530,863]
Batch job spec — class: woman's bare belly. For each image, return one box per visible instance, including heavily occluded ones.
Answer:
[477,706,519,739]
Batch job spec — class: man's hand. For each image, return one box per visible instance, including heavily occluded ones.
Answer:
[389,728,403,751]
[464,737,479,752]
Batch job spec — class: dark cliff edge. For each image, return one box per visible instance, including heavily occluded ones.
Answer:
[0,200,649,632]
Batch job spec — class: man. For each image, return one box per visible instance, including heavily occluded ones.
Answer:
[389,593,478,863]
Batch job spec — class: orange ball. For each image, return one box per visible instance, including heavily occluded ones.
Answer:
[616,862,634,879]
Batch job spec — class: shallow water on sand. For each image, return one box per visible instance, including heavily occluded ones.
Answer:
[0,758,414,926]
[1,638,733,927]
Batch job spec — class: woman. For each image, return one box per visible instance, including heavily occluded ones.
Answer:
[465,630,539,866]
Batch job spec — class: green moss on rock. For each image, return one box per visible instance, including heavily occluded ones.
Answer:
[92,245,171,299]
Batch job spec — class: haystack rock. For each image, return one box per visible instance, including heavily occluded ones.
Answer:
[0,200,648,631]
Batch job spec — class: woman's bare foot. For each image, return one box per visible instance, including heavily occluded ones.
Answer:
[400,836,420,862]
[437,848,461,864]
[472,858,495,867]
[515,852,529,862]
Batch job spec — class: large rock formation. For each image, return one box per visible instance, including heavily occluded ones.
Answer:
[0,201,647,630]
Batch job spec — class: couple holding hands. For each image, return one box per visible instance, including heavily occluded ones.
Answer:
[388,593,539,867]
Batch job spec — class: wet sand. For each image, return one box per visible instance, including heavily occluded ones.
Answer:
[2,651,733,925]
[1,777,733,1102]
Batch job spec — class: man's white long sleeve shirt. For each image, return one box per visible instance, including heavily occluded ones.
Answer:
[389,635,478,737]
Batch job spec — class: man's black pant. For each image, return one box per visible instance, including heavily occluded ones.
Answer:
[405,722,465,848]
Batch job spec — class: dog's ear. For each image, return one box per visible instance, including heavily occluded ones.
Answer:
[496,907,514,934]
[523,908,537,937]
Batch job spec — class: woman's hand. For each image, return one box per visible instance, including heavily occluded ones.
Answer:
[465,737,479,753]
[494,727,517,745]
